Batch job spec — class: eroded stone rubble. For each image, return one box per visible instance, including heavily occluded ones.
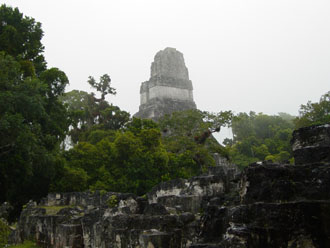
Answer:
[10,124,330,247]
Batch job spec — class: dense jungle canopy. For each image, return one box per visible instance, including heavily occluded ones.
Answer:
[0,4,329,220]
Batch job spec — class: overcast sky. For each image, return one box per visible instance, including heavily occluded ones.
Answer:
[3,0,330,118]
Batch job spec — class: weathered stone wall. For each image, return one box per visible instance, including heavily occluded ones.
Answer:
[141,86,193,105]
[135,48,197,120]
[151,48,189,80]
[291,123,330,165]
[150,86,192,101]
[196,124,330,247]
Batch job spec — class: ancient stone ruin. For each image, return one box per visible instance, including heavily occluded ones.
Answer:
[134,47,197,120]
[9,124,330,247]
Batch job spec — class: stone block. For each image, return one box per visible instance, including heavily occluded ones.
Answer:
[291,124,330,165]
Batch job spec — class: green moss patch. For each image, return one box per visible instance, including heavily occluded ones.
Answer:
[0,219,11,248]
[8,240,39,248]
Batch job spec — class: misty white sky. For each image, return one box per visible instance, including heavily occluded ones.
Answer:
[3,0,330,118]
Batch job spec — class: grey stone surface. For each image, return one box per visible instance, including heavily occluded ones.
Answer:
[0,202,13,221]
[151,47,189,80]
[135,47,197,120]
[291,123,330,165]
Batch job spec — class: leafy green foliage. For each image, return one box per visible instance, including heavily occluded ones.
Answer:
[158,109,231,177]
[278,112,295,123]
[294,91,330,129]
[50,165,89,193]
[0,219,10,248]
[51,109,233,195]
[56,124,169,195]
[225,112,294,167]
[159,109,232,138]
[0,52,68,212]
[0,5,69,218]
[88,74,116,101]
[126,117,159,135]
[60,89,129,145]
[0,5,46,75]
[107,195,118,208]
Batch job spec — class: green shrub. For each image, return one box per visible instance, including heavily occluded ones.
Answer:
[107,195,118,208]
[0,219,10,248]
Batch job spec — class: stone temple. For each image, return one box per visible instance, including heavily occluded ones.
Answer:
[134,47,197,120]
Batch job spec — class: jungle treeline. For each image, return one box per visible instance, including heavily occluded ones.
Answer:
[0,5,329,218]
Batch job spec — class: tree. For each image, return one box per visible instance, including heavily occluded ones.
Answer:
[50,165,89,193]
[88,74,116,101]
[230,112,255,142]
[61,124,169,195]
[0,6,70,217]
[0,4,46,75]
[158,109,231,175]
[61,76,125,145]
[159,109,232,141]
[60,90,96,130]
[225,112,294,167]
[61,89,129,144]
[278,112,295,123]
[126,117,159,135]
[40,68,69,98]
[294,91,330,129]
[0,52,69,216]
[98,105,130,130]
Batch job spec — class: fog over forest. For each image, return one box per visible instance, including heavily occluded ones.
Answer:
[1,3,330,247]
[3,0,330,119]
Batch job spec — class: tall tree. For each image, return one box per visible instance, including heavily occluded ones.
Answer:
[0,4,46,75]
[158,109,231,177]
[60,89,129,145]
[88,74,116,101]
[0,5,69,217]
[0,53,69,215]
